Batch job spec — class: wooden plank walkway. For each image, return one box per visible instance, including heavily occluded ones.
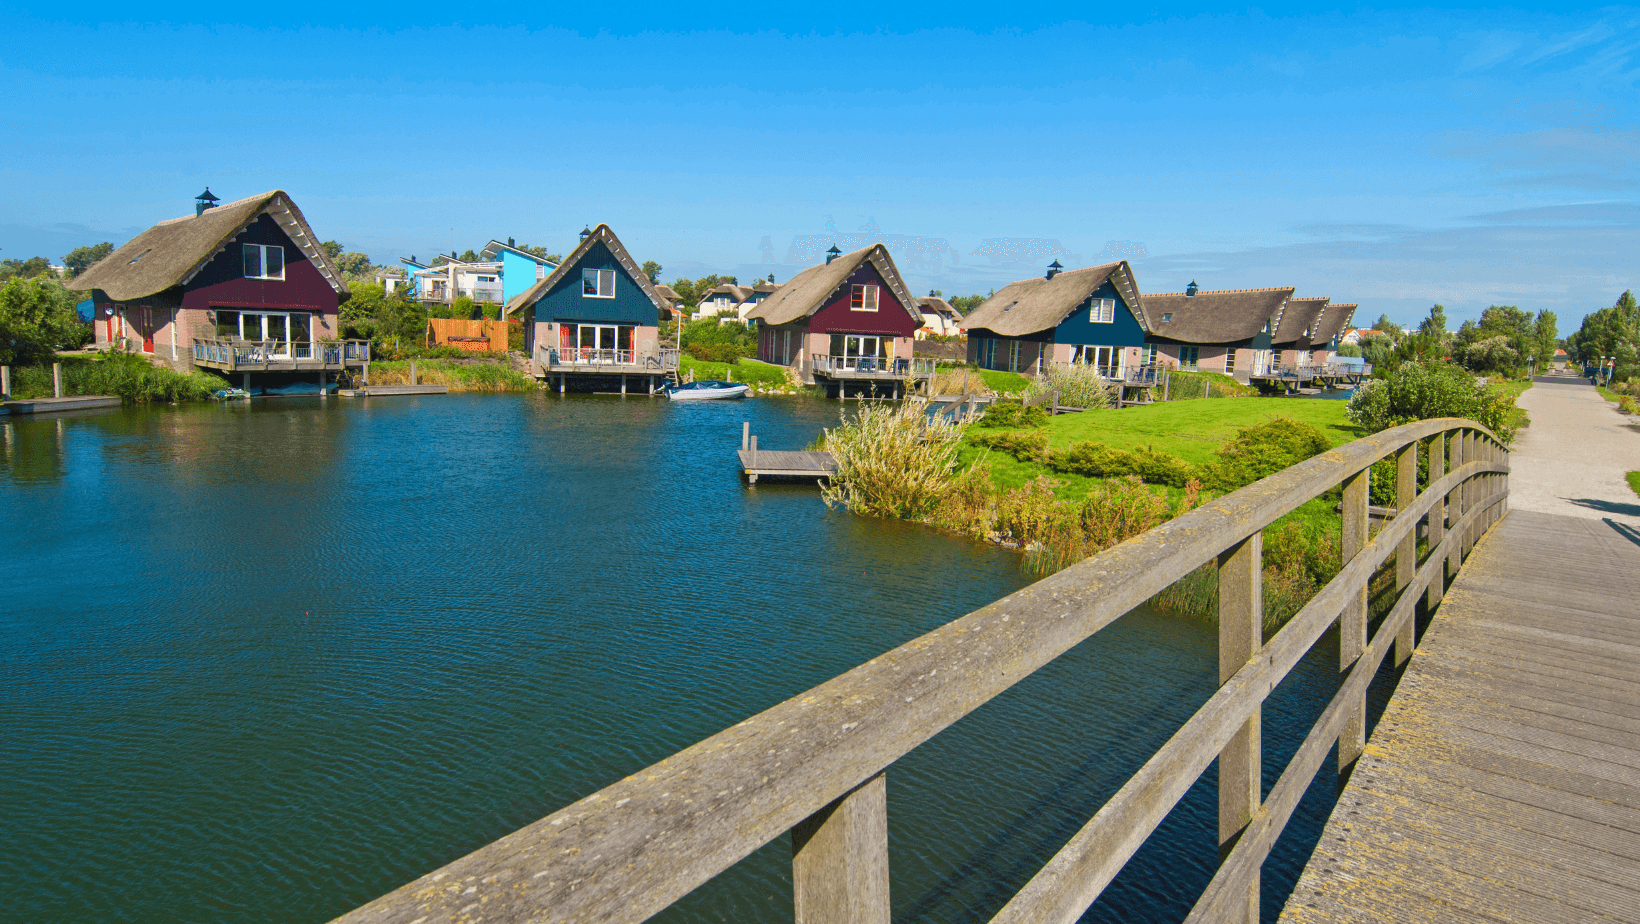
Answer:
[2,395,121,414]
[738,449,836,482]
[1282,509,1640,923]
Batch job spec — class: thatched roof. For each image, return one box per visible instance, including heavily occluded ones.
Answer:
[1144,287,1293,344]
[959,262,1146,337]
[505,224,667,317]
[1271,296,1329,345]
[701,283,754,304]
[917,295,960,318]
[653,284,683,306]
[752,279,780,294]
[746,244,922,326]
[67,190,348,301]
[1310,302,1357,349]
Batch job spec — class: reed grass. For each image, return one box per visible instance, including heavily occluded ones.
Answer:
[1026,363,1112,410]
[819,402,969,519]
[367,359,535,392]
[10,353,226,403]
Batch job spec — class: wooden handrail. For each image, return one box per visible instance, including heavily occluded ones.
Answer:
[330,417,1508,924]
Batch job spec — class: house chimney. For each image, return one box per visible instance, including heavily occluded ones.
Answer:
[508,237,515,247]
[194,187,220,217]
[580,226,593,242]
[825,244,841,265]
[1186,280,1199,297]
[768,273,775,283]
[1046,259,1063,280]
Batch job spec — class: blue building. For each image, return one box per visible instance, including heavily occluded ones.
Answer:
[480,239,559,305]
[960,261,1152,376]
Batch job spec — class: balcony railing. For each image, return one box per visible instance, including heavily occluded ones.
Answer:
[191,339,370,368]
[811,354,936,377]
[535,345,680,371]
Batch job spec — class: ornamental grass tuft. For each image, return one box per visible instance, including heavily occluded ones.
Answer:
[820,402,970,519]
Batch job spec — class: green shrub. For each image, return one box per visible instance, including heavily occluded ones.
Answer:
[685,341,743,363]
[1200,418,1333,491]
[12,351,228,403]
[977,402,1050,429]
[1050,441,1138,478]
[1347,359,1519,444]
[969,428,1050,461]
[820,403,970,519]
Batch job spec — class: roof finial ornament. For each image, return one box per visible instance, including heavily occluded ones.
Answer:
[1186,280,1199,297]
[580,226,593,241]
[1046,259,1063,280]
[825,244,841,265]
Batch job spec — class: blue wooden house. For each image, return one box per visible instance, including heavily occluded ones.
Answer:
[481,238,559,304]
[505,224,677,393]
[960,261,1151,377]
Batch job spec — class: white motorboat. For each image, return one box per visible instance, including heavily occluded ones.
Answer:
[667,380,749,401]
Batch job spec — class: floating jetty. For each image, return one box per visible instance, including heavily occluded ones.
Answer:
[2,395,121,415]
[358,385,449,396]
[737,423,836,483]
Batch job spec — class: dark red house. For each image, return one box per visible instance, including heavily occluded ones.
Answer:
[69,189,364,389]
[745,244,933,397]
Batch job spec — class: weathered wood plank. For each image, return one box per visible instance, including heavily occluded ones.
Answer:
[1282,510,1640,924]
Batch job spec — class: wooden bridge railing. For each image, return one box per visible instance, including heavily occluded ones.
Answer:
[332,418,1509,924]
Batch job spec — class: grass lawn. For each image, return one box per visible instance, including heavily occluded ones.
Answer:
[680,357,793,388]
[958,397,1363,532]
[1628,472,1640,499]
[1488,379,1533,401]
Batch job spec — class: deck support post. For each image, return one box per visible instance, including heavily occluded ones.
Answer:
[742,422,750,452]
[621,374,627,396]
[559,373,565,395]
[1394,441,1418,666]
[52,362,62,398]
[1339,467,1370,787]
[1426,432,1446,610]
[242,373,251,391]
[1217,532,1262,924]
[750,435,758,468]
[1,365,9,398]
[791,771,890,924]
[410,362,417,386]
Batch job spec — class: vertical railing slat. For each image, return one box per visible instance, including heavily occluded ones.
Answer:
[1217,533,1263,924]
[1338,467,1370,787]
[1426,432,1446,610]
[1394,441,1419,666]
[792,772,890,924]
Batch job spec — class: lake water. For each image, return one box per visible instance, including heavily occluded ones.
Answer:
[0,394,1397,924]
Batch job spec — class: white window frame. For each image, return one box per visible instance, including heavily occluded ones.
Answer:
[1007,340,1022,372]
[1179,346,1200,371]
[1088,297,1116,323]
[850,284,880,312]
[582,268,616,299]
[1225,349,1237,374]
[242,244,285,280]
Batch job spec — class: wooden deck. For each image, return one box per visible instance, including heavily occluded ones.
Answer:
[1282,509,1640,923]
[2,395,121,414]
[738,449,836,482]
[363,384,449,396]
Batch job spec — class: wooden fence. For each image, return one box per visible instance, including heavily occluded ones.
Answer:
[331,418,1509,924]
[426,318,517,353]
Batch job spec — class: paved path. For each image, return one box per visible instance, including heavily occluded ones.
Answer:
[1510,375,1640,526]
[1281,510,1640,923]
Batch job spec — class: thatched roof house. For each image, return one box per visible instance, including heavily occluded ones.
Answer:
[959,262,1150,374]
[746,244,923,378]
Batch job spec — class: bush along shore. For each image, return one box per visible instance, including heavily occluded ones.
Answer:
[363,358,536,392]
[7,352,228,404]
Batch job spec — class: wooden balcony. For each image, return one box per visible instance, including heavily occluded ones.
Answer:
[192,339,371,372]
[534,345,680,375]
[810,354,936,380]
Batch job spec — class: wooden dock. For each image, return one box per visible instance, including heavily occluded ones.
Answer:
[2,395,121,414]
[1282,509,1640,923]
[737,422,836,482]
[362,384,449,396]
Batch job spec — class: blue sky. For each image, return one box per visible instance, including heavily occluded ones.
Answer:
[2,2,1637,328]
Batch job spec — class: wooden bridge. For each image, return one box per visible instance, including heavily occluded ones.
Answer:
[328,416,1638,924]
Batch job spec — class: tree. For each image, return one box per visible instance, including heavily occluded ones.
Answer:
[1372,313,1405,340]
[1417,304,1447,338]
[320,240,344,261]
[335,252,374,278]
[1335,342,1363,358]
[641,261,662,283]
[0,256,54,282]
[948,290,993,313]
[63,243,113,279]
[516,244,550,260]
[0,277,87,365]
[459,249,479,263]
[1532,310,1558,367]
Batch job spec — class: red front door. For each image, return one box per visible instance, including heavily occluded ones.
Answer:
[141,307,155,353]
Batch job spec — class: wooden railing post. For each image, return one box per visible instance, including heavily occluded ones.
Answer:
[1216,533,1262,924]
[1426,432,1445,610]
[1447,429,1466,577]
[1339,467,1370,786]
[1394,441,1418,666]
[52,362,63,398]
[1462,430,1478,557]
[792,772,890,924]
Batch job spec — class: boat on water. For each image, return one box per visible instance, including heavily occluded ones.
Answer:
[213,387,251,400]
[667,380,749,401]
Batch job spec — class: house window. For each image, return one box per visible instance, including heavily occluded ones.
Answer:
[782,330,791,365]
[1143,344,1158,366]
[1007,340,1022,372]
[582,268,616,298]
[1179,346,1200,371]
[1074,345,1121,378]
[1089,297,1116,323]
[850,284,879,312]
[1225,350,1237,374]
[1162,313,1173,322]
[983,338,997,369]
[242,244,284,280]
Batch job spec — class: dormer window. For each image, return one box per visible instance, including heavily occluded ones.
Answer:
[128,248,153,264]
[1089,298,1115,323]
[582,268,615,298]
[243,244,284,280]
[1161,312,1173,322]
[850,284,879,312]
